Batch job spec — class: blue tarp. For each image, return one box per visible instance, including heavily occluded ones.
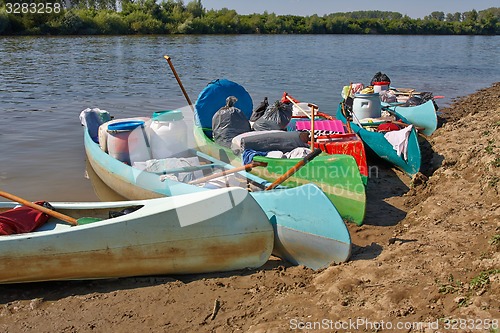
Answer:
[194,79,253,129]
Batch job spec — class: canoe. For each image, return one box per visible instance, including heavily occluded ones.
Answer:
[382,99,438,136]
[336,103,421,177]
[193,79,366,225]
[0,188,274,283]
[84,125,352,269]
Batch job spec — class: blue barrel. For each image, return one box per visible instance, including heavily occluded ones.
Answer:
[106,120,149,164]
[107,120,145,132]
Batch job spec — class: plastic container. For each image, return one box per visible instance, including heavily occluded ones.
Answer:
[79,108,111,143]
[107,120,151,164]
[352,93,382,120]
[373,81,390,93]
[98,117,150,152]
[149,110,188,159]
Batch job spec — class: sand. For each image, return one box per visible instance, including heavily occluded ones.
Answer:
[0,83,499,333]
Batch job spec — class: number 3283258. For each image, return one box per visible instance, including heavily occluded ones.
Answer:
[6,2,63,14]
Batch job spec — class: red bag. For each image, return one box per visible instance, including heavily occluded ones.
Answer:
[0,201,51,235]
[377,122,400,132]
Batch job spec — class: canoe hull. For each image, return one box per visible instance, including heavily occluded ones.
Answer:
[0,188,274,283]
[382,100,437,136]
[251,186,351,269]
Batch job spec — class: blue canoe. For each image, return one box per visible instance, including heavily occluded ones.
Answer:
[336,104,421,177]
[84,126,352,270]
[381,99,438,136]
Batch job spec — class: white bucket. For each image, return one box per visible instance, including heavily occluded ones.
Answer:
[149,110,188,159]
[352,93,381,120]
[373,81,390,93]
[107,120,151,165]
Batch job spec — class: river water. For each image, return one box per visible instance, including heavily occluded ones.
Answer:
[0,34,499,201]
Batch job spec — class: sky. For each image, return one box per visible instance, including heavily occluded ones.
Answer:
[200,0,499,19]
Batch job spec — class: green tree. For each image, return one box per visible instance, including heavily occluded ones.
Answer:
[446,12,462,22]
[463,9,478,22]
[425,11,445,21]
[94,10,128,34]
[186,0,203,18]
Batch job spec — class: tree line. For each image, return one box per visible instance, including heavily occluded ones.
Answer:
[0,0,498,35]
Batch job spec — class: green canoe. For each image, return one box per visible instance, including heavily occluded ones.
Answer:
[193,79,366,225]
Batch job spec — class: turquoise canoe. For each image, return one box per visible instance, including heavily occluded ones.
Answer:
[336,103,421,177]
[0,188,274,283]
[194,79,366,225]
[84,126,352,269]
[382,99,438,136]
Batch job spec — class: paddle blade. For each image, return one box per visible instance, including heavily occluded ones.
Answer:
[77,217,103,225]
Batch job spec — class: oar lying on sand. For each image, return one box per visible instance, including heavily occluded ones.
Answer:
[0,190,101,225]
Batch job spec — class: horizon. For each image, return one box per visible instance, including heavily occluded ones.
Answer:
[200,0,499,19]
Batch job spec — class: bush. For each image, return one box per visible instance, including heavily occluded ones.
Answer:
[60,10,98,34]
[126,11,163,34]
[94,11,128,34]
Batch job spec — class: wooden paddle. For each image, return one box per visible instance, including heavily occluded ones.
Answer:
[164,55,194,112]
[265,148,322,190]
[0,190,100,226]
[342,83,354,133]
[188,161,268,185]
[286,95,312,119]
[287,98,319,149]
[308,103,318,151]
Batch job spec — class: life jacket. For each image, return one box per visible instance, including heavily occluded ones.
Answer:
[0,201,51,235]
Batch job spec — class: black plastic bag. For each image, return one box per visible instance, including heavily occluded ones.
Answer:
[370,72,391,85]
[250,97,268,122]
[252,100,293,131]
[212,96,251,148]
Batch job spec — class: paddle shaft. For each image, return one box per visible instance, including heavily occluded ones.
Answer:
[188,161,268,185]
[265,148,322,190]
[342,83,354,134]
[164,55,194,112]
[0,190,78,226]
[285,96,319,148]
[309,104,316,150]
[286,95,312,119]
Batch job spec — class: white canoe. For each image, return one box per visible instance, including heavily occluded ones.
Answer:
[0,188,274,284]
